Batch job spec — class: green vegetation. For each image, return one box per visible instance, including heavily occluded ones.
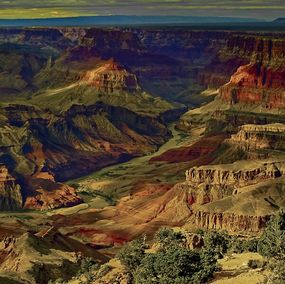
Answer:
[203,230,230,258]
[117,228,218,284]
[154,227,186,249]
[79,188,117,206]
[76,257,101,282]
[49,257,111,284]
[258,210,285,283]
[229,237,258,253]
[117,236,148,275]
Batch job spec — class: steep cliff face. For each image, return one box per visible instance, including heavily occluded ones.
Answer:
[185,160,285,205]
[0,165,22,210]
[220,63,285,108]
[217,35,285,109]
[228,123,285,151]
[187,176,285,233]
[192,211,270,233]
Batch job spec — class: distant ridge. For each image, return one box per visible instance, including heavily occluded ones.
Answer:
[0,15,265,27]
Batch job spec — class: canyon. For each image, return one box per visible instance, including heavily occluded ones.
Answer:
[0,26,285,283]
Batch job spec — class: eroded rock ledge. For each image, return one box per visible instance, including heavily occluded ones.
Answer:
[193,211,270,233]
[228,123,285,151]
[185,160,285,204]
[183,160,285,234]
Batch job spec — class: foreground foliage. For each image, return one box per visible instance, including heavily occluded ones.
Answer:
[258,210,285,283]
[118,228,218,284]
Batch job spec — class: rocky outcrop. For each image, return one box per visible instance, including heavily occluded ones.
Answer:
[228,123,285,151]
[192,211,270,233]
[185,160,285,205]
[0,232,88,283]
[24,172,82,210]
[182,160,285,233]
[81,60,140,93]
[186,176,285,233]
[0,165,22,210]
[220,63,285,109]
[150,135,227,164]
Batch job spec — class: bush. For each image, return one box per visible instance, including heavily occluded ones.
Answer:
[258,210,285,260]
[117,236,147,274]
[229,237,258,253]
[258,210,285,283]
[242,238,258,252]
[154,227,186,250]
[267,260,285,284]
[203,230,230,258]
[76,257,100,282]
[117,228,217,284]
[134,245,217,284]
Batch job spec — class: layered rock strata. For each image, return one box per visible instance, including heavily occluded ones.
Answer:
[0,165,22,210]
[184,161,285,233]
[219,63,285,109]
[185,160,285,205]
[228,123,285,151]
[82,60,140,93]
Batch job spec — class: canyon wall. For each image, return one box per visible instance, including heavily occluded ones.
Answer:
[184,161,285,233]
[228,123,285,151]
[0,165,22,210]
[185,160,285,205]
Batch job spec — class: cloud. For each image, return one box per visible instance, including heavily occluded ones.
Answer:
[0,0,284,19]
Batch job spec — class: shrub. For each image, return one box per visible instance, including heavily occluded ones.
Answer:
[76,257,100,282]
[134,245,217,284]
[203,230,230,258]
[154,227,186,250]
[117,236,147,274]
[268,260,285,284]
[258,210,285,260]
[242,238,258,252]
[258,210,285,283]
[229,237,258,253]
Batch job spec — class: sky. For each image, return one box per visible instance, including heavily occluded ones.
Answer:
[0,0,284,20]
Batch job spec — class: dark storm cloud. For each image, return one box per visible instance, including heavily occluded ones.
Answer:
[0,0,284,19]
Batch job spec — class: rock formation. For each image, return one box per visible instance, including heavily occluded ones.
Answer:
[185,160,285,205]
[0,165,22,210]
[82,60,140,93]
[192,211,270,233]
[228,123,285,151]
[219,62,285,109]
[24,172,82,210]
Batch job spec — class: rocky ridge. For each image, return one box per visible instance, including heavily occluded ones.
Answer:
[185,160,285,205]
[183,160,285,233]
[0,165,22,210]
[228,123,285,151]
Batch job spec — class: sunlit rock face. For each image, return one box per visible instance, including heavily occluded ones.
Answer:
[192,211,270,233]
[24,172,82,211]
[82,60,140,93]
[218,36,285,109]
[220,63,285,108]
[228,123,285,151]
[182,160,285,234]
[185,160,285,205]
[0,165,22,210]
